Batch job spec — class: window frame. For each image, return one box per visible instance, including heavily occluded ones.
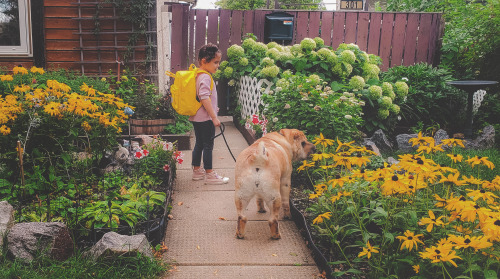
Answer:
[0,0,32,56]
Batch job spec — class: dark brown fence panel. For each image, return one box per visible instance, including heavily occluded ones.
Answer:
[253,10,270,42]
[171,4,186,72]
[428,14,442,65]
[219,10,232,60]
[243,10,254,36]
[195,9,208,61]
[296,12,309,42]
[379,13,394,71]
[416,13,433,64]
[309,12,321,38]
[390,13,407,68]
[356,13,370,51]
[207,10,219,45]
[188,9,196,63]
[344,12,357,44]
[231,10,244,45]
[320,12,333,46]
[403,13,419,66]
[332,12,345,48]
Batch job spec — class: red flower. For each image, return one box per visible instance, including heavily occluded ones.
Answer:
[252,114,259,124]
[142,149,149,156]
[135,151,143,159]
[177,158,184,164]
[163,164,170,172]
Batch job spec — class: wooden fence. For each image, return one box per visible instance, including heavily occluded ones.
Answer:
[169,4,443,72]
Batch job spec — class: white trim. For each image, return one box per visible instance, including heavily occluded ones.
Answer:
[0,0,32,56]
[157,0,173,96]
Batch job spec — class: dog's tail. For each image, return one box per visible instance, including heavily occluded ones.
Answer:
[252,141,268,166]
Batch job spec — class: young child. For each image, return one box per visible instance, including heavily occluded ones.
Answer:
[190,43,229,184]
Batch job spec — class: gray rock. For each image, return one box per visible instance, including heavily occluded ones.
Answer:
[387,157,400,166]
[469,125,495,149]
[7,222,73,262]
[0,201,14,246]
[396,134,418,152]
[369,129,392,153]
[84,232,153,261]
[434,129,449,146]
[362,140,381,157]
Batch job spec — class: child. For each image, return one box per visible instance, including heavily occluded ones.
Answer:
[190,43,229,184]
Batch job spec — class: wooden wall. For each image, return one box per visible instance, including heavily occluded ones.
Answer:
[1,0,156,79]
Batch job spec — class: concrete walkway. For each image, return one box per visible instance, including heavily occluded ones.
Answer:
[162,117,320,278]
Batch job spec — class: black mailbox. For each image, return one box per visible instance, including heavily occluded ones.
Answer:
[264,12,294,44]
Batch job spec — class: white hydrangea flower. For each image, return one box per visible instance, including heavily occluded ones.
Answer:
[273,117,279,122]
[345,115,352,119]
[284,104,291,109]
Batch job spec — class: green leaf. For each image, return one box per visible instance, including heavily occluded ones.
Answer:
[384,232,395,243]
[484,270,497,279]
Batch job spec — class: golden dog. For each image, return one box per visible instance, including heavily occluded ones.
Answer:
[234,129,316,239]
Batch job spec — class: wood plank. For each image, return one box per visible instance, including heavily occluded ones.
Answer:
[367,13,382,56]
[45,7,78,17]
[331,12,345,49]
[390,13,407,68]
[427,13,441,66]
[295,11,309,42]
[416,13,433,64]
[402,13,419,66]
[230,10,243,45]
[45,29,80,40]
[288,11,299,44]
[170,4,185,72]
[195,9,208,60]
[379,13,394,70]
[45,40,80,50]
[253,10,269,42]
[344,12,357,44]
[219,9,231,60]
[207,9,219,45]
[356,12,369,51]
[188,9,196,63]
[242,10,254,37]
[308,12,321,38]
[46,51,82,61]
[44,0,79,7]
[320,12,333,46]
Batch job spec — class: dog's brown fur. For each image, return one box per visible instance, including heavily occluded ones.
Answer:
[234,129,315,239]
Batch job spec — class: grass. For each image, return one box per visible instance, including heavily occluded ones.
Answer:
[0,249,168,279]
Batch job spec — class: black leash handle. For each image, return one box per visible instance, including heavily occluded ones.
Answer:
[212,122,236,162]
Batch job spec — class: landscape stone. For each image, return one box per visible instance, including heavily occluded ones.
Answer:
[362,140,381,156]
[434,129,449,146]
[7,222,73,262]
[396,134,418,152]
[468,125,495,149]
[369,129,393,153]
[0,201,14,246]
[84,232,153,261]
[387,157,400,166]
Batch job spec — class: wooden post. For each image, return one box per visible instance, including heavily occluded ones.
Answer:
[16,141,25,187]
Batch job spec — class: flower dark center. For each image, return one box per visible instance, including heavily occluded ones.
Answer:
[335,174,341,179]
[474,205,480,209]
[409,186,414,189]
[478,156,482,159]
[494,220,500,226]
[417,159,424,165]
[408,236,413,240]
[357,153,362,157]
[361,169,365,173]
[459,197,466,201]
[464,239,471,244]
[435,249,441,254]
[409,175,414,179]
[480,189,486,193]
[392,175,399,181]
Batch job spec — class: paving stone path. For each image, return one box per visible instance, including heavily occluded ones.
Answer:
[162,117,321,278]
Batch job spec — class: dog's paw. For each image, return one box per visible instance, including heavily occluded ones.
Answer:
[271,234,281,240]
[235,233,245,239]
[258,209,267,213]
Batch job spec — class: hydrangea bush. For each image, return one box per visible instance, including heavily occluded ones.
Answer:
[217,34,409,137]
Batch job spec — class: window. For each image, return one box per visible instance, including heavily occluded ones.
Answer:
[0,0,32,56]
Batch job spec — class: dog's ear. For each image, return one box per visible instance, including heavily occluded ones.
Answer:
[293,130,303,140]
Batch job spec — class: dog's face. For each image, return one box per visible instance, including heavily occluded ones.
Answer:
[279,129,316,161]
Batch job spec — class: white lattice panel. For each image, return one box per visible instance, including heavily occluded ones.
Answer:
[238,76,273,120]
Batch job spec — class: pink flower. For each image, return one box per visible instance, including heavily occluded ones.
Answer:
[135,151,143,159]
[163,164,170,172]
[173,151,183,159]
[142,149,149,156]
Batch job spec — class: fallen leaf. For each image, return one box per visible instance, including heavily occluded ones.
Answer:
[178,202,183,206]
[289,252,297,256]
[272,253,277,257]
[197,245,200,250]
[218,217,226,220]
[168,214,174,219]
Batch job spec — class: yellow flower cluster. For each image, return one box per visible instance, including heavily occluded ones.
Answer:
[303,134,500,270]
[0,66,132,135]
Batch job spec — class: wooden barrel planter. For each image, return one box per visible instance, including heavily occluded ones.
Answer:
[129,119,175,135]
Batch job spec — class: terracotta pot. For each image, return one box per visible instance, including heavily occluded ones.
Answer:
[129,119,174,135]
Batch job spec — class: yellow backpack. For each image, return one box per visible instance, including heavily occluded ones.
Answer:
[166,64,213,116]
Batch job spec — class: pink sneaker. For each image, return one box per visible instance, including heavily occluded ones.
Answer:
[205,171,229,185]
[192,168,206,181]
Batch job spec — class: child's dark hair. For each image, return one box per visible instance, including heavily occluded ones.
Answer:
[198,43,220,63]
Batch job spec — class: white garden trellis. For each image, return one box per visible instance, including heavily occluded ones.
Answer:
[237,76,273,120]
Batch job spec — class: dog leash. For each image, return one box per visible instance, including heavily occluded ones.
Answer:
[212,122,237,162]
